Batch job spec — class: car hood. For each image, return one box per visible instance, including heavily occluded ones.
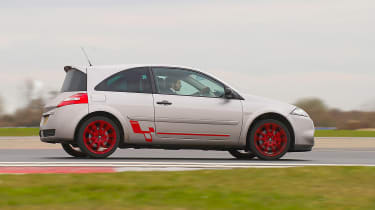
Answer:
[240,93,296,114]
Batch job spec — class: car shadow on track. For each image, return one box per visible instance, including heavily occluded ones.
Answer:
[43,157,311,162]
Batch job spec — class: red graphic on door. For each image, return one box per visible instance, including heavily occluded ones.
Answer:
[129,120,155,142]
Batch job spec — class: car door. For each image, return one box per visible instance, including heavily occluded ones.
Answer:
[151,67,243,146]
[93,67,156,144]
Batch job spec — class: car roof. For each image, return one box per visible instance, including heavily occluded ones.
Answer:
[65,64,243,96]
[66,64,199,72]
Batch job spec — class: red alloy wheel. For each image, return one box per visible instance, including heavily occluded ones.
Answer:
[83,120,117,155]
[254,122,288,157]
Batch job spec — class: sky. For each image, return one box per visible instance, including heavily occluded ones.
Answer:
[0,0,374,113]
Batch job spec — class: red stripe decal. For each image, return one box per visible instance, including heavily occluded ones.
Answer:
[130,120,155,142]
[156,132,230,137]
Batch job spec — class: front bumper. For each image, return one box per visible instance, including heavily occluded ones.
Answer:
[289,114,315,152]
[40,104,88,143]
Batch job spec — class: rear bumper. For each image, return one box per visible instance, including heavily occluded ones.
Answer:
[39,104,88,143]
[39,133,72,143]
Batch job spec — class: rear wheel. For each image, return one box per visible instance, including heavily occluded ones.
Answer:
[249,119,290,160]
[61,143,87,158]
[77,116,120,158]
[228,150,256,160]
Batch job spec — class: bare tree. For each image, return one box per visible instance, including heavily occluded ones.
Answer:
[24,79,35,104]
[48,90,59,99]
[12,98,44,126]
[294,98,328,113]
[294,98,334,127]
[0,79,45,126]
[0,94,3,116]
[360,98,375,112]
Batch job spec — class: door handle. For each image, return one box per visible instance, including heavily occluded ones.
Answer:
[156,100,172,105]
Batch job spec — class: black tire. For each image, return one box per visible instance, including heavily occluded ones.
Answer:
[61,143,87,158]
[76,116,120,158]
[249,119,291,160]
[228,150,256,160]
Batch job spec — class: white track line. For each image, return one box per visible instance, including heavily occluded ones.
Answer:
[0,162,374,167]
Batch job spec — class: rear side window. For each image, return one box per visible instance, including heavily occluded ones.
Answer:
[95,67,152,93]
[61,69,87,92]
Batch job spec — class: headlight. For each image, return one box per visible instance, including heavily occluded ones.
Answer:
[291,107,309,117]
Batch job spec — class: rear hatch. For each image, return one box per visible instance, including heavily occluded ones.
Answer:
[43,67,87,113]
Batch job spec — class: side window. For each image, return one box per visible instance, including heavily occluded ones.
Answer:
[178,80,199,95]
[95,67,152,93]
[152,67,225,98]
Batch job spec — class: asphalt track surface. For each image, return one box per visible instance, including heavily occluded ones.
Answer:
[1,147,374,164]
[0,137,374,171]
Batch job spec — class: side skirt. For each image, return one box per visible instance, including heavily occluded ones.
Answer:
[118,144,245,151]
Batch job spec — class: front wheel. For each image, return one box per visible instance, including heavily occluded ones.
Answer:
[228,150,256,160]
[249,119,291,160]
[76,116,120,158]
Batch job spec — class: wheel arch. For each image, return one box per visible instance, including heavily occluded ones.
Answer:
[73,111,125,146]
[245,112,295,151]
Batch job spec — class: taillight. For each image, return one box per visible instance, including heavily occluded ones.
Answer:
[57,93,88,108]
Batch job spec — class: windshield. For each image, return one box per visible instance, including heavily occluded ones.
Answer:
[61,69,87,92]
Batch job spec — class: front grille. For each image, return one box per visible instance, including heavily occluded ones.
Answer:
[42,129,55,137]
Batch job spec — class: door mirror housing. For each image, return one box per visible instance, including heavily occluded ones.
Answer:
[224,87,234,99]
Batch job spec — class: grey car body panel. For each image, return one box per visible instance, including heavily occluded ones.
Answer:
[40,67,89,142]
[86,65,156,144]
[40,103,88,141]
[240,94,314,148]
[88,92,155,144]
[153,94,242,146]
[40,64,314,152]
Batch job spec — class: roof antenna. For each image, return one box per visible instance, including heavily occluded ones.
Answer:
[80,47,93,66]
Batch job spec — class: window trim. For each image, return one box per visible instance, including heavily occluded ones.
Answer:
[150,66,244,100]
[94,67,153,94]
[148,66,157,94]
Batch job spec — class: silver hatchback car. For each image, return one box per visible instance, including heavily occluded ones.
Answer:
[40,65,314,160]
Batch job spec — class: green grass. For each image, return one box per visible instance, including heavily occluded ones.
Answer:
[0,128,39,136]
[1,127,375,137]
[315,129,375,137]
[0,167,374,210]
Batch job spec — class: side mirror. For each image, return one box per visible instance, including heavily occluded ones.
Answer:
[224,87,234,99]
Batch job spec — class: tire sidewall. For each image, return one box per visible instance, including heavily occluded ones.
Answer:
[77,116,120,158]
[228,150,256,160]
[249,119,291,160]
[61,143,87,158]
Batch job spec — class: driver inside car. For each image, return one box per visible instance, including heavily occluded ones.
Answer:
[165,77,181,94]
[165,75,212,96]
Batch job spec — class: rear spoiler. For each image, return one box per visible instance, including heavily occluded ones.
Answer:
[64,65,86,74]
[64,66,73,72]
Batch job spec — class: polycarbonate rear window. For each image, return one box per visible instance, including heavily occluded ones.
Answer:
[61,69,87,92]
[95,67,152,93]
